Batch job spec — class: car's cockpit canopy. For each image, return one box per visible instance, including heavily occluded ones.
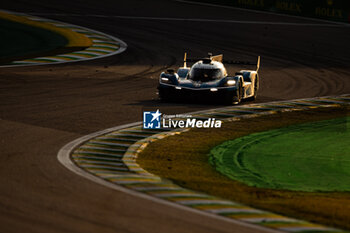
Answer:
[189,68,223,82]
[188,60,227,82]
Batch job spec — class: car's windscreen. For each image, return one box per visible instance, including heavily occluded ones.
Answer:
[189,68,222,82]
[177,68,189,78]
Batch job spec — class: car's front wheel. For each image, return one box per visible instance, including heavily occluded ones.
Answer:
[225,83,242,105]
[232,82,243,104]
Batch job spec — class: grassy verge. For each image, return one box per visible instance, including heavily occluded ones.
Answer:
[210,116,350,192]
[138,105,350,230]
[0,11,92,64]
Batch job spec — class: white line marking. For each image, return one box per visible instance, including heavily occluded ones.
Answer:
[242,218,299,223]
[152,193,210,198]
[11,61,43,65]
[57,122,281,233]
[132,186,183,191]
[76,160,125,166]
[278,227,335,232]
[207,208,264,214]
[88,141,130,147]
[176,199,236,205]
[81,165,128,170]
[173,0,350,27]
[79,146,125,153]
[20,13,349,27]
[72,51,102,56]
[74,151,123,157]
[72,155,122,162]
[58,96,349,233]
[85,48,116,53]
[55,54,85,59]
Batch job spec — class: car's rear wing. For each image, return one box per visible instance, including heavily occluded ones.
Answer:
[183,53,260,72]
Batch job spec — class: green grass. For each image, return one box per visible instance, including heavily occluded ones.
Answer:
[0,18,69,63]
[210,117,350,192]
[137,106,350,230]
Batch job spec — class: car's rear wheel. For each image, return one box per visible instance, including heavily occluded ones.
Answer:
[246,74,259,101]
[251,75,259,100]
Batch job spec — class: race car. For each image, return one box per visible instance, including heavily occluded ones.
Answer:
[157,53,260,104]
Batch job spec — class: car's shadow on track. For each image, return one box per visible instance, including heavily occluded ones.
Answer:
[126,95,281,108]
[125,98,214,108]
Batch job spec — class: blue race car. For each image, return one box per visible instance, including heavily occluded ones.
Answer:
[158,53,260,104]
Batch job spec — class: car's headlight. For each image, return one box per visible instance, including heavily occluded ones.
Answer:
[227,80,236,85]
[160,77,173,84]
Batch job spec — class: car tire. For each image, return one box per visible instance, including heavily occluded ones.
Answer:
[247,75,258,101]
[232,82,243,104]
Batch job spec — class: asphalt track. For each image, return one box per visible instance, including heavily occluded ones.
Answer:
[0,1,349,233]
